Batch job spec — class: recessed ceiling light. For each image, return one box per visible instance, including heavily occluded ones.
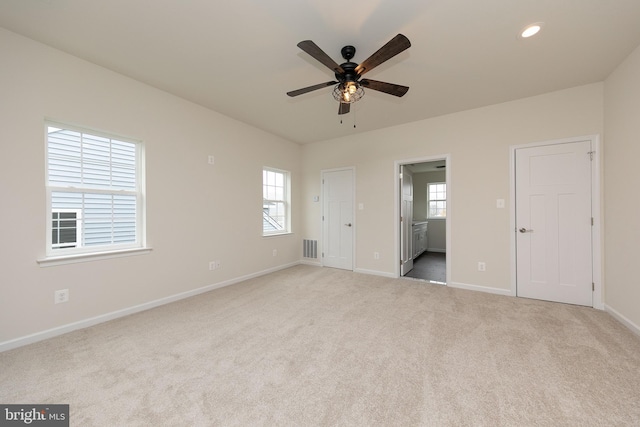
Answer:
[519,22,544,39]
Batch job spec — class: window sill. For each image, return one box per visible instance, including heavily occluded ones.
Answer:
[37,247,152,268]
[262,232,293,238]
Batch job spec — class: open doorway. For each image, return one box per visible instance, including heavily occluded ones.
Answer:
[396,156,450,284]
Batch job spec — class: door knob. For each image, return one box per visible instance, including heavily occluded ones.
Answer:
[519,228,533,233]
[345,223,352,227]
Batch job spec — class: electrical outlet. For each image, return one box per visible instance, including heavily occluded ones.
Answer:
[209,260,221,270]
[272,249,277,257]
[54,289,69,304]
[208,155,215,165]
[478,262,486,272]
[374,252,380,260]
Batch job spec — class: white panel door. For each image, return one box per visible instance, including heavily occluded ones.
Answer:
[515,140,592,306]
[400,166,414,275]
[322,169,353,270]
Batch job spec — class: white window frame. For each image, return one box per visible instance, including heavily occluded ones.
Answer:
[427,182,447,219]
[262,166,291,236]
[42,121,147,262]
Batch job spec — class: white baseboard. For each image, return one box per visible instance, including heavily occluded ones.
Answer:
[426,248,446,253]
[0,262,300,353]
[299,262,396,278]
[604,304,640,337]
[354,269,512,295]
[353,268,397,278]
[448,281,513,296]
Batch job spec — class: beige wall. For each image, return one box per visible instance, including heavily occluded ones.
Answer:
[0,29,301,345]
[604,43,640,330]
[412,171,446,251]
[412,170,445,222]
[4,24,637,347]
[301,83,604,291]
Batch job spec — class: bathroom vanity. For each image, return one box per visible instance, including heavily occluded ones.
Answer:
[412,221,428,259]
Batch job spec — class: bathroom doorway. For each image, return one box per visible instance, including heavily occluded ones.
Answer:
[396,156,450,284]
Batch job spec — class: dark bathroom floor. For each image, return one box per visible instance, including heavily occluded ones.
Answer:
[404,251,446,283]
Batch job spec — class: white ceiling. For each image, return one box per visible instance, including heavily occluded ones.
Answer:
[2,0,640,144]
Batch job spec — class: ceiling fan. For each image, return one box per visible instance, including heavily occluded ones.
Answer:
[286,34,411,115]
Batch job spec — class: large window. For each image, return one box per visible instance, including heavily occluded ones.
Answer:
[262,167,290,235]
[45,122,145,256]
[427,182,447,219]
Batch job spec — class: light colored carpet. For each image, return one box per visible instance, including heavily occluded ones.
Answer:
[1,265,639,426]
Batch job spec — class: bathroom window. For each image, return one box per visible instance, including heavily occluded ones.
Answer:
[428,182,446,219]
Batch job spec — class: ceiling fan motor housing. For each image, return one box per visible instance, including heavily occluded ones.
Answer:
[338,45,359,83]
[337,62,359,83]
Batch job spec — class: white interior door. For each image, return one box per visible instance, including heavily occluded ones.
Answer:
[322,169,353,270]
[515,140,593,306]
[400,166,414,275]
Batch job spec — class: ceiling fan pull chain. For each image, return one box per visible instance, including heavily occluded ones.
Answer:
[353,105,357,128]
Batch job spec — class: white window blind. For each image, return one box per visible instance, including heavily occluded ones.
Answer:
[46,123,144,255]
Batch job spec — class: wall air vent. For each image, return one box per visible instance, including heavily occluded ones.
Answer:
[303,239,318,259]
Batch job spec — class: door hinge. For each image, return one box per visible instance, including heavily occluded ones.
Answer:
[322,252,324,258]
[592,282,595,291]
[588,151,595,161]
[591,217,594,226]
[400,216,403,222]
[400,259,404,265]
[322,215,324,221]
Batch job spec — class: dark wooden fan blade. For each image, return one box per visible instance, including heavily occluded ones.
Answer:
[338,102,350,115]
[354,34,411,76]
[360,79,409,97]
[297,40,345,74]
[287,81,337,97]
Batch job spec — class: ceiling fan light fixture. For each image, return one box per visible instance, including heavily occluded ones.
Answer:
[332,81,364,104]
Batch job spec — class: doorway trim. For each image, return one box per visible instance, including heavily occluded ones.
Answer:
[509,135,602,309]
[394,154,452,282]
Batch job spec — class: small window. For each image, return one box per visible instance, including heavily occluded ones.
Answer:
[45,122,145,256]
[428,182,447,219]
[263,167,291,235]
[52,209,81,249]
